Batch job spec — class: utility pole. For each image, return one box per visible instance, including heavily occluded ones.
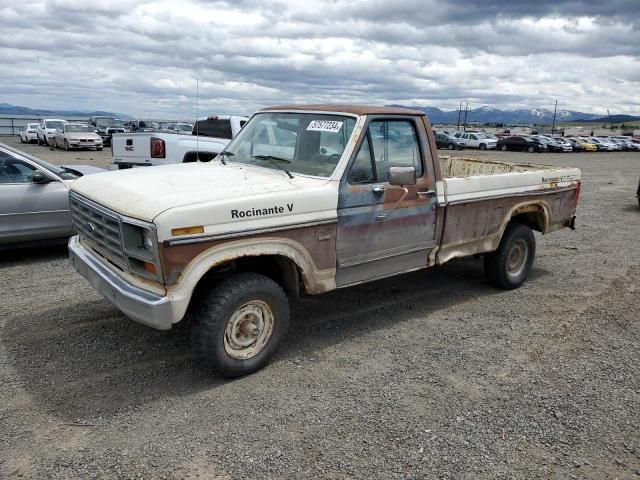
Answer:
[456,102,462,131]
[463,103,469,130]
[607,109,613,128]
[551,99,558,135]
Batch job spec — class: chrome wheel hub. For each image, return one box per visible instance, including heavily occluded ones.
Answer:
[507,239,528,277]
[224,301,274,360]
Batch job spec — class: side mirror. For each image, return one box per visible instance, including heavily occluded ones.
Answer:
[32,170,51,183]
[388,166,416,186]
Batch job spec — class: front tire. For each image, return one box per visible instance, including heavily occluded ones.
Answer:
[448,143,454,150]
[527,145,535,153]
[189,273,290,378]
[500,144,508,151]
[479,143,487,150]
[64,140,69,151]
[52,138,57,148]
[484,223,536,290]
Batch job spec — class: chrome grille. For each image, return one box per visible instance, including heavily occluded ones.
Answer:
[69,194,126,267]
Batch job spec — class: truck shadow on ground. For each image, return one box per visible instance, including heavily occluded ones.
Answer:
[2,257,551,421]
[0,243,68,267]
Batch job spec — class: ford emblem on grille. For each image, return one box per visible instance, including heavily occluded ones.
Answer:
[84,222,96,234]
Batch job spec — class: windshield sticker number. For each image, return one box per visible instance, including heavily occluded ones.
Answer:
[307,120,343,133]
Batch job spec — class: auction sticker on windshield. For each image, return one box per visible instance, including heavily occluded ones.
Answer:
[307,120,343,133]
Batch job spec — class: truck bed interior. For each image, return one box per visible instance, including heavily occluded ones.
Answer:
[439,156,548,178]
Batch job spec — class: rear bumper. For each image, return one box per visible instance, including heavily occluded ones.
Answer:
[69,236,179,330]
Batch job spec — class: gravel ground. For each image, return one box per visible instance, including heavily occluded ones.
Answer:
[1,135,639,479]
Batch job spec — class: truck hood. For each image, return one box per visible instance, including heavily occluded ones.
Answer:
[70,162,330,222]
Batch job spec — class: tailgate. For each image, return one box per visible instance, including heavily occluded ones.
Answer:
[112,134,152,162]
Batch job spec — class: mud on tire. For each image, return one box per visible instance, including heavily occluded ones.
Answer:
[188,272,290,378]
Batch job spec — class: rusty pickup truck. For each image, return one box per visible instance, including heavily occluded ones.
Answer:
[68,105,581,377]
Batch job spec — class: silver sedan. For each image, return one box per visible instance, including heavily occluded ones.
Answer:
[0,143,105,249]
[52,123,104,151]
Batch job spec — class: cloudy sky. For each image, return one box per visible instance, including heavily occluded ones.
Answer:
[1,0,639,118]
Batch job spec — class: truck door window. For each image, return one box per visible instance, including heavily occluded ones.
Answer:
[347,136,375,184]
[369,120,423,183]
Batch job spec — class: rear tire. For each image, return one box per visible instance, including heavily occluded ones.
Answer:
[189,273,290,378]
[484,223,536,290]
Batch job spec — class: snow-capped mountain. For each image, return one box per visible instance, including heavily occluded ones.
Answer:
[389,104,605,124]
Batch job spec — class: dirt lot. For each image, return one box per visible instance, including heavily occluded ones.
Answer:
[1,135,639,479]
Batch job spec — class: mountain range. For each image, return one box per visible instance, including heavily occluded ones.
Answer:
[0,103,128,119]
[389,105,640,125]
[2,101,638,125]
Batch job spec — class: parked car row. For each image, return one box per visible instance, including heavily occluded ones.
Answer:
[496,134,640,153]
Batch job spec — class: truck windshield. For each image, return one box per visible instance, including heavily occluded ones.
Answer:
[223,113,356,178]
[96,118,123,127]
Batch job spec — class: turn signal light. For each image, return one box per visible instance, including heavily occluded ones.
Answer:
[150,137,165,158]
[171,226,205,236]
[144,262,157,275]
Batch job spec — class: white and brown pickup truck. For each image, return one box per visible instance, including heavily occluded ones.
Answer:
[68,105,581,377]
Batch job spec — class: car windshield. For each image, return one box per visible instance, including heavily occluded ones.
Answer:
[178,124,192,131]
[28,123,39,129]
[65,125,91,132]
[223,112,356,178]
[96,118,123,127]
[46,121,64,129]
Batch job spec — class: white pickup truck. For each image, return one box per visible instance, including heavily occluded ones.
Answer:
[111,115,248,169]
[455,131,498,150]
[69,104,581,377]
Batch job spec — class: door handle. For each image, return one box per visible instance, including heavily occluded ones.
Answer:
[417,189,436,197]
[372,185,386,194]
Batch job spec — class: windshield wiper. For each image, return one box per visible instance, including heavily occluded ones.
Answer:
[218,151,234,165]
[251,155,294,179]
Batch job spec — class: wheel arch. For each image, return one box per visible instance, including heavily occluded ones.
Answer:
[166,238,336,320]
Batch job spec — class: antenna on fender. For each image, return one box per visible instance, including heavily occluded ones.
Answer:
[196,76,199,161]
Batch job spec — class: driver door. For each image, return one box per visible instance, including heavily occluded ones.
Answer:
[0,151,71,244]
[336,117,438,286]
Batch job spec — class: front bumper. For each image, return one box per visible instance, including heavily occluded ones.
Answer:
[69,236,177,330]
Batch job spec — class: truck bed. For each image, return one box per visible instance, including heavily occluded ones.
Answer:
[438,156,581,204]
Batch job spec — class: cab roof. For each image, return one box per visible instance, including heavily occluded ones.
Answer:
[260,104,425,116]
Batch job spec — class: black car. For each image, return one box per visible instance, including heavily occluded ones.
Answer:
[637,178,640,207]
[434,131,463,150]
[88,116,127,146]
[496,136,546,153]
[533,136,565,152]
[566,138,585,152]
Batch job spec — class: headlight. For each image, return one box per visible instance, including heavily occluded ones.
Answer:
[121,221,162,281]
[142,229,153,251]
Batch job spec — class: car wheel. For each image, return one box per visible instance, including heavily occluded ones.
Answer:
[52,138,57,148]
[189,272,290,378]
[527,145,535,153]
[500,144,508,151]
[64,140,70,151]
[20,135,25,143]
[484,223,536,290]
[448,143,454,150]
[97,147,103,151]
[479,143,487,150]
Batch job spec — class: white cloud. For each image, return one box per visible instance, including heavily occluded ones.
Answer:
[0,0,638,117]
